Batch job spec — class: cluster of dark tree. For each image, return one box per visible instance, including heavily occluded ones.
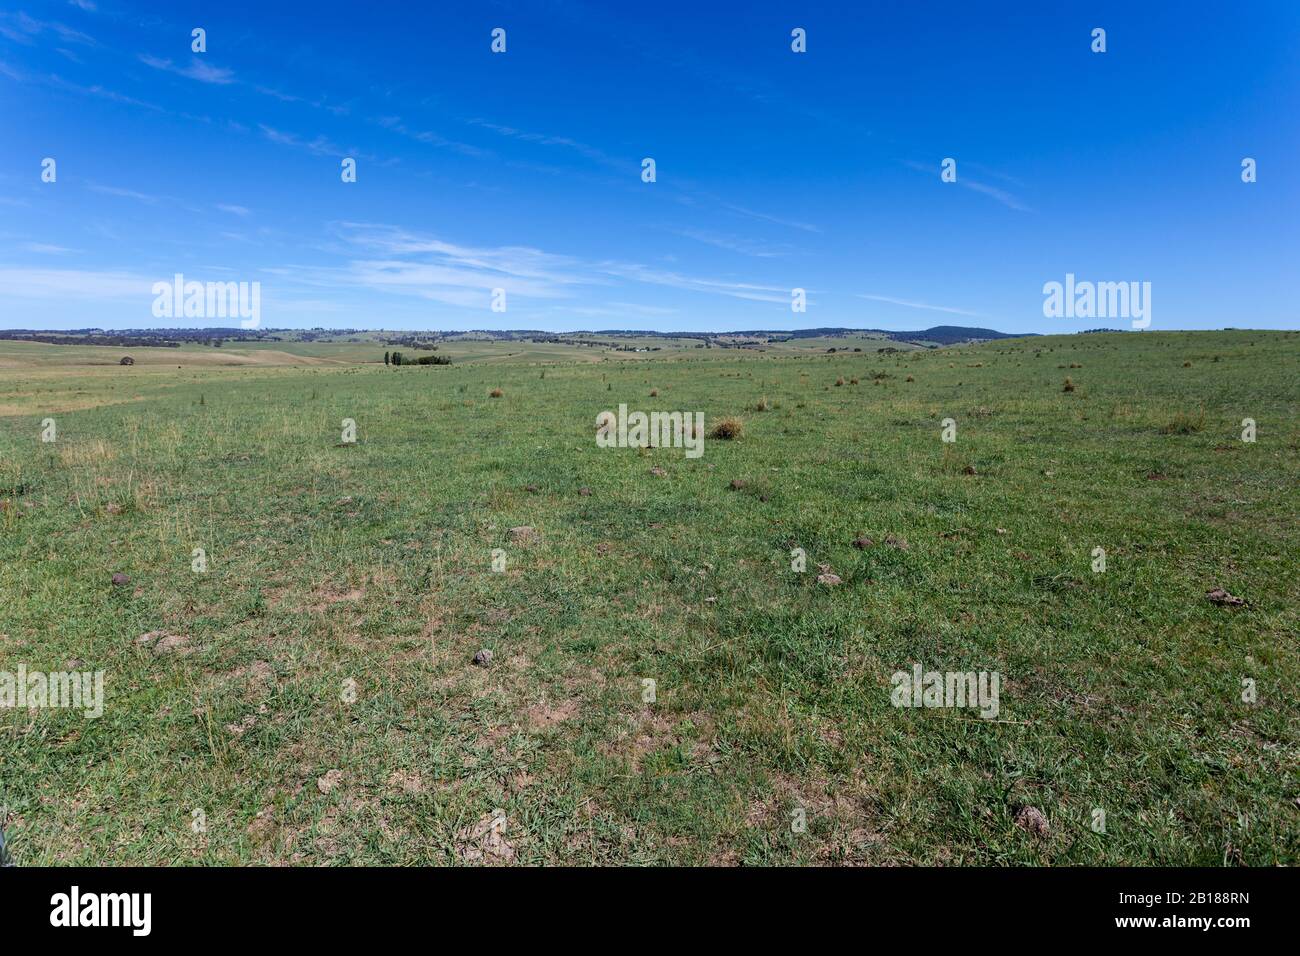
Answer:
[0,328,287,347]
[385,351,451,366]
[0,331,182,348]
[297,328,364,341]
[382,335,442,349]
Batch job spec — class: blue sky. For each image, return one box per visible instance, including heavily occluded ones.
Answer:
[1,0,1297,333]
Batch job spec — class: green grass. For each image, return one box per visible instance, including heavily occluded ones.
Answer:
[1,329,1297,865]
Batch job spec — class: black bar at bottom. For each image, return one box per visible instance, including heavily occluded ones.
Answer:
[3,866,1289,940]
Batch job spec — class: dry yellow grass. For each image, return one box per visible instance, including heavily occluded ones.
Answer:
[58,439,117,468]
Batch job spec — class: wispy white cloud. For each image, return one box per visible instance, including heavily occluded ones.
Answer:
[22,242,76,254]
[467,119,618,168]
[216,204,251,216]
[965,162,1027,189]
[903,159,1032,212]
[311,222,592,306]
[0,267,154,299]
[600,261,790,303]
[961,180,1032,213]
[259,124,348,158]
[375,116,488,158]
[138,54,234,85]
[856,293,985,318]
[51,74,164,110]
[470,119,820,239]
[261,222,791,311]
[676,228,790,258]
[0,12,96,46]
[0,60,168,111]
[87,182,202,214]
[88,183,163,203]
[721,202,821,234]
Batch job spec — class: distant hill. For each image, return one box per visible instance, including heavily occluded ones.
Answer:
[590,325,1026,343]
[888,325,1027,345]
[0,325,1028,347]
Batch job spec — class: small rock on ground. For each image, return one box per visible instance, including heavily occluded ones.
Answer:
[1206,587,1245,607]
[816,564,842,586]
[316,769,344,794]
[1014,805,1050,839]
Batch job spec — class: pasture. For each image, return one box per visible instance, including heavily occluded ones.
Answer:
[0,329,1296,864]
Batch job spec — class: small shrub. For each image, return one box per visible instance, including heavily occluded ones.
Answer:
[1160,410,1205,434]
[489,388,503,398]
[1062,378,1076,392]
[650,388,659,397]
[835,377,845,387]
[709,417,744,440]
[753,396,770,411]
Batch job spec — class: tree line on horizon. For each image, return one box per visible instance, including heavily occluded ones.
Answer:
[385,350,451,366]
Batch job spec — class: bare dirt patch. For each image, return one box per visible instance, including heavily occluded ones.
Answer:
[454,809,515,864]
[386,770,426,796]
[135,630,193,656]
[305,585,366,612]
[525,698,580,731]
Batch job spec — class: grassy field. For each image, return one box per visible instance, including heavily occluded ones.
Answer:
[0,329,1297,865]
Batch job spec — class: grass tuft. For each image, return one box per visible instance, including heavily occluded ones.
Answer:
[709,416,744,439]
